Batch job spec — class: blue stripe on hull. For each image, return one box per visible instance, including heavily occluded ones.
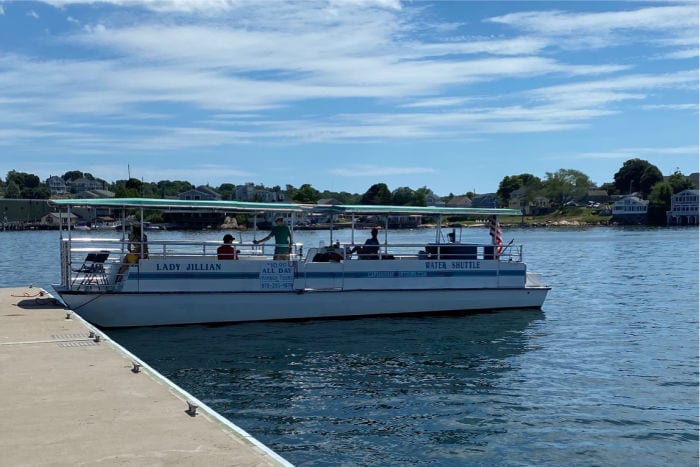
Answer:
[129,270,525,281]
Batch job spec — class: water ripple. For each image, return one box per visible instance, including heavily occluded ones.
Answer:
[4,227,697,466]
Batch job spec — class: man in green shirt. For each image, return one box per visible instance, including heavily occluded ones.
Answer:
[254,216,293,260]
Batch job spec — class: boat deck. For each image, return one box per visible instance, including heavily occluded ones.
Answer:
[0,286,290,466]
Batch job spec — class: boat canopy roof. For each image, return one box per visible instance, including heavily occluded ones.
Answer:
[49,198,521,217]
[50,197,308,213]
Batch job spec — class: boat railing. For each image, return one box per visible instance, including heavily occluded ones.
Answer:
[305,241,523,263]
[60,237,523,291]
[60,237,305,290]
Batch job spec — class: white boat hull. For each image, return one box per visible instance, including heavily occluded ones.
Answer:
[55,234,550,328]
[56,287,549,327]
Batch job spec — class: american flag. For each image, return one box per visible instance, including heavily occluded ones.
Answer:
[489,215,503,253]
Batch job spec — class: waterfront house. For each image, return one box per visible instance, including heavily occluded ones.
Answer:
[612,196,649,224]
[425,190,445,207]
[234,183,286,202]
[179,185,221,201]
[471,193,499,209]
[446,195,472,208]
[586,189,609,203]
[75,189,115,199]
[71,177,103,193]
[41,212,78,228]
[46,176,67,195]
[508,188,550,215]
[667,189,699,225]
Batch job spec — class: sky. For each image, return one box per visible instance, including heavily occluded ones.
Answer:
[0,0,698,196]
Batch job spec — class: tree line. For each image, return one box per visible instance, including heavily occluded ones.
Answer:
[1,159,695,219]
[496,159,695,223]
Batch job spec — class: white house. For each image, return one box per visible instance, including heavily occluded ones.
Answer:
[667,189,699,225]
[45,176,67,195]
[234,183,285,202]
[71,177,103,192]
[612,196,648,224]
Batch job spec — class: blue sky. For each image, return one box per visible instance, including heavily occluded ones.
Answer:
[0,0,697,196]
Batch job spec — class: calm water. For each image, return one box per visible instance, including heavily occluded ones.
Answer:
[1,227,698,465]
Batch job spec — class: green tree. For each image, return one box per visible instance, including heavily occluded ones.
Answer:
[7,170,40,189]
[114,178,144,198]
[412,186,429,206]
[5,180,21,199]
[5,170,48,199]
[319,190,360,204]
[639,165,663,198]
[648,182,673,225]
[497,175,523,207]
[62,170,84,182]
[292,184,320,203]
[217,183,235,200]
[497,173,542,207]
[543,169,592,208]
[668,169,695,194]
[157,180,193,197]
[391,186,415,205]
[23,186,51,199]
[613,159,662,197]
[360,183,392,205]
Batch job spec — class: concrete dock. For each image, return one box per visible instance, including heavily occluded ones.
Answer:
[0,287,291,466]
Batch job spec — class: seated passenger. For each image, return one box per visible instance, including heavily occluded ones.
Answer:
[128,223,149,261]
[217,234,238,260]
[117,224,148,282]
[350,227,380,260]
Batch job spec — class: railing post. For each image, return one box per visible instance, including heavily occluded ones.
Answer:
[60,239,71,288]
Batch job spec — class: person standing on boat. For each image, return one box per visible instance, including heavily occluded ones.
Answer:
[254,217,293,260]
[350,227,380,259]
[217,234,238,260]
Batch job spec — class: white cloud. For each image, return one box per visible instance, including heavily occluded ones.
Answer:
[487,5,699,53]
[40,0,401,15]
[642,103,699,111]
[38,0,242,14]
[488,5,698,35]
[574,146,700,160]
[27,10,39,19]
[401,97,473,109]
[57,22,625,113]
[0,1,695,159]
[528,71,698,109]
